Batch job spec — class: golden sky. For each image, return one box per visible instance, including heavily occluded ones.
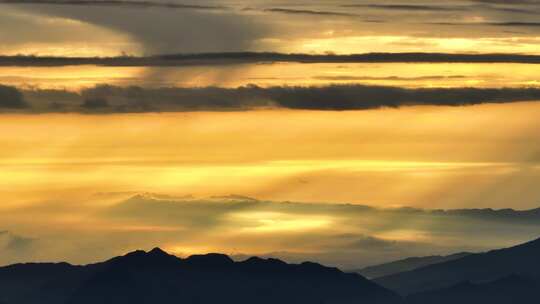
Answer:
[3,63,540,90]
[2,102,540,209]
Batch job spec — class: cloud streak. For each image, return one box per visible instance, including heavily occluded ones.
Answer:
[312,75,467,82]
[0,0,227,10]
[263,8,357,17]
[5,84,540,113]
[3,53,540,67]
[341,4,468,12]
[433,22,540,27]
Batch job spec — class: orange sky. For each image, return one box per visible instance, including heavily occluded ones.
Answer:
[2,102,540,209]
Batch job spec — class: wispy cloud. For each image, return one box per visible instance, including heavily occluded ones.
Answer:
[0,230,35,252]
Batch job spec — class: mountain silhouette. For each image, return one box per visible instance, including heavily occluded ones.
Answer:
[0,248,399,304]
[356,252,471,279]
[375,237,540,295]
[3,238,540,304]
[406,274,539,304]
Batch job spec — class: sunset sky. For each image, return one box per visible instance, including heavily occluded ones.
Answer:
[1,0,540,268]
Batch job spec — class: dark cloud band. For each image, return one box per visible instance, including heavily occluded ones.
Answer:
[0,85,28,108]
[341,4,468,12]
[0,0,227,10]
[6,84,540,113]
[3,52,540,67]
[263,8,357,17]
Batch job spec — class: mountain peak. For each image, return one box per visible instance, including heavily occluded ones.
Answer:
[106,247,180,268]
[148,247,169,256]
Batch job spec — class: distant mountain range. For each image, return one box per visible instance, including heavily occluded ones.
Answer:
[0,248,398,304]
[375,237,540,297]
[407,274,539,304]
[356,252,472,279]
[1,236,540,304]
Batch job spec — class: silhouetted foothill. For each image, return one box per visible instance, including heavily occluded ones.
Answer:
[2,238,540,304]
[357,252,472,279]
[406,274,540,304]
[0,248,399,304]
[376,237,540,296]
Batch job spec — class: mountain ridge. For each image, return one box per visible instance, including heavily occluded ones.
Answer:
[0,248,399,304]
[375,236,540,295]
[356,252,472,279]
[406,274,540,304]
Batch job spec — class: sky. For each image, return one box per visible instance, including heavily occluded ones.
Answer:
[1,0,540,268]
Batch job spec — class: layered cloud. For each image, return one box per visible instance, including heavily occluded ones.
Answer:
[5,84,540,113]
[1,194,539,268]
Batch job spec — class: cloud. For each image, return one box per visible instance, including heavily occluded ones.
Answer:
[3,52,540,67]
[0,0,228,10]
[5,234,34,251]
[341,3,538,14]
[350,236,399,250]
[263,8,357,17]
[0,84,27,108]
[471,0,540,4]
[341,4,468,12]
[312,75,467,81]
[12,84,540,113]
[433,22,540,27]
[10,4,269,54]
[81,97,110,110]
[0,231,35,252]
[268,86,540,110]
[1,193,540,268]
